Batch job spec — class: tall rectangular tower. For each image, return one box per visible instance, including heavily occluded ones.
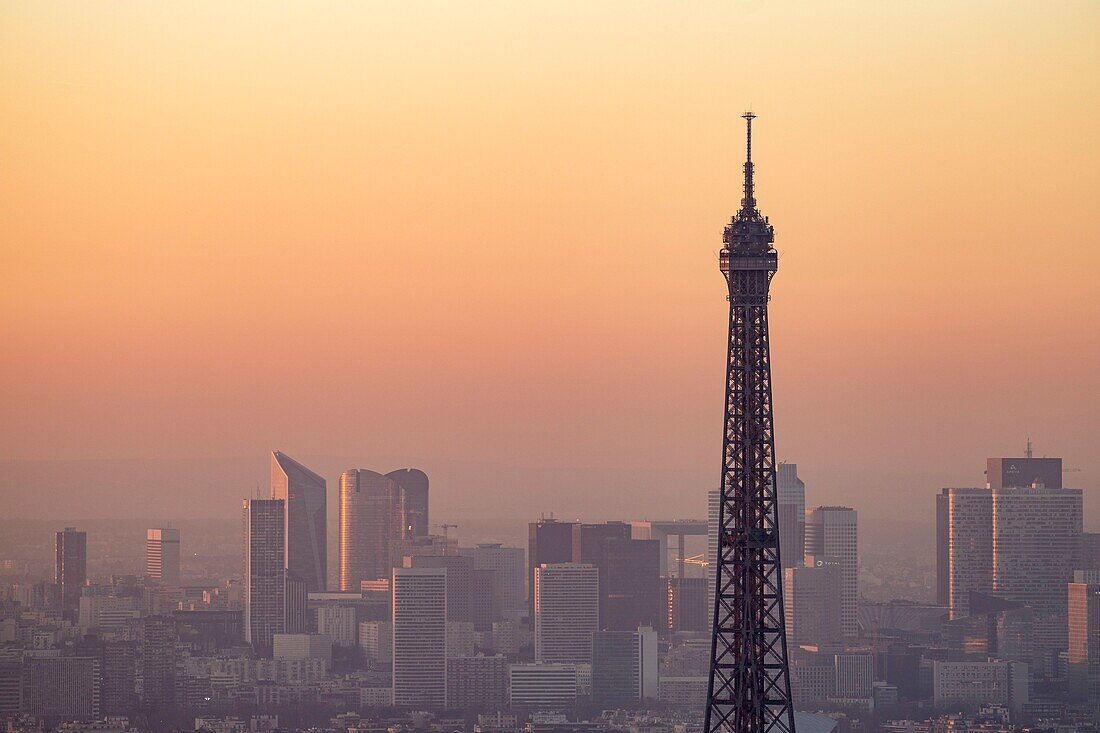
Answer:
[776,463,806,569]
[146,528,180,586]
[271,451,327,593]
[939,487,993,619]
[805,506,858,637]
[244,498,286,656]
[1068,582,1100,703]
[528,519,577,619]
[991,483,1081,648]
[55,527,87,622]
[601,537,663,631]
[392,566,447,707]
[534,563,599,664]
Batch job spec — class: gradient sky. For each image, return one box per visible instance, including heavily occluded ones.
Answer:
[1,2,1098,526]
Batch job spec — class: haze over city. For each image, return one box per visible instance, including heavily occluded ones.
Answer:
[2,2,1098,526]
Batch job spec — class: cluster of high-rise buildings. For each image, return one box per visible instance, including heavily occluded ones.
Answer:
[0,446,1095,732]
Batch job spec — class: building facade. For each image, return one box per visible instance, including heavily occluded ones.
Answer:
[776,463,806,570]
[527,519,577,619]
[244,499,287,655]
[534,563,599,664]
[146,528,181,586]
[1068,582,1100,702]
[271,451,327,594]
[392,567,447,707]
[508,663,577,708]
[56,527,87,622]
[784,559,842,647]
[805,507,858,636]
[591,628,658,704]
[460,543,526,615]
[340,469,427,592]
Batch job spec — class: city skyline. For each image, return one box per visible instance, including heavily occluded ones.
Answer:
[0,2,1098,729]
[1,2,1097,527]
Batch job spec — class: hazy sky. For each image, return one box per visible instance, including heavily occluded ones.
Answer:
[1,2,1098,526]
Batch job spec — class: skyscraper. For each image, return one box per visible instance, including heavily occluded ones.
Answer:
[667,576,709,633]
[601,537,663,631]
[528,518,576,618]
[340,469,405,592]
[406,554,475,623]
[244,498,286,655]
[56,527,87,622]
[938,487,993,619]
[776,463,806,569]
[534,563,599,664]
[706,488,719,627]
[591,628,659,704]
[938,455,1082,649]
[271,451,327,593]
[1068,582,1100,703]
[991,483,1081,648]
[706,113,795,733]
[573,521,632,566]
[783,558,843,647]
[392,567,447,707]
[340,468,428,592]
[805,506,858,637]
[139,615,176,706]
[460,543,526,616]
[388,468,430,538]
[146,528,180,586]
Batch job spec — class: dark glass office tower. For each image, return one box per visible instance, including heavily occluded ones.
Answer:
[271,451,327,593]
[55,527,87,622]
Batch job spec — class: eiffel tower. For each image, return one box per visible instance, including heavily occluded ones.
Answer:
[705,113,796,733]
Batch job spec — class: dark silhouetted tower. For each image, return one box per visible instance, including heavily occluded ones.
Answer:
[56,527,87,622]
[705,113,796,733]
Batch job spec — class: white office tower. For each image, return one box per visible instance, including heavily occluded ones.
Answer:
[146,528,181,586]
[775,463,806,569]
[805,506,858,637]
[509,663,578,707]
[392,567,447,707]
[534,563,599,664]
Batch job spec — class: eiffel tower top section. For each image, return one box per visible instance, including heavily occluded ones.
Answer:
[722,112,776,260]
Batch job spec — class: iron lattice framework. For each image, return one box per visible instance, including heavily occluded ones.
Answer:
[705,113,796,733]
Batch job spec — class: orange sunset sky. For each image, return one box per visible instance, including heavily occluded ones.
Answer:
[1,2,1098,525]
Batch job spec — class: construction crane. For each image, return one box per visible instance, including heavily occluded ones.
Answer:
[683,553,710,567]
[436,523,459,539]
